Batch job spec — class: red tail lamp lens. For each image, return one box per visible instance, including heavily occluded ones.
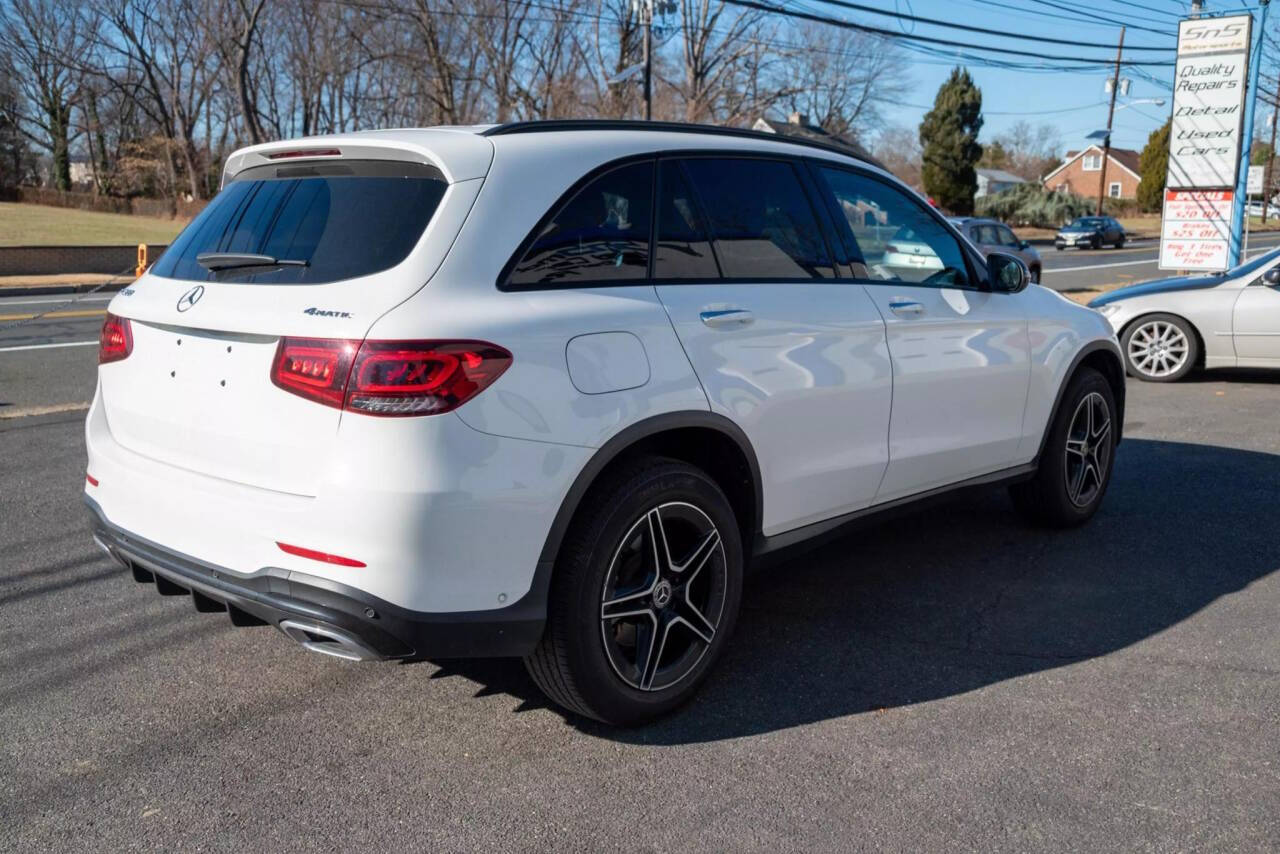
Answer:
[276,541,366,568]
[270,338,511,417]
[85,473,99,487]
[346,341,512,417]
[270,338,359,408]
[99,313,133,364]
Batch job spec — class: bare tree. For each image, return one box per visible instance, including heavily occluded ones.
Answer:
[673,0,762,123]
[775,24,909,144]
[0,0,84,189]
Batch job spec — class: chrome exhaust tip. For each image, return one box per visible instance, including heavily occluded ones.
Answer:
[278,619,383,662]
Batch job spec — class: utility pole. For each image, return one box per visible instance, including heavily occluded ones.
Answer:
[642,0,652,121]
[1264,80,1278,225]
[1097,27,1126,216]
[1190,0,1204,17]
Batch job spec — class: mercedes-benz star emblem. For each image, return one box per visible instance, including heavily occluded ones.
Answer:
[652,580,673,609]
[176,285,205,312]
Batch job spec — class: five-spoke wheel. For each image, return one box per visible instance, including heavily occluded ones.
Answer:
[1063,392,1112,508]
[599,502,727,692]
[525,458,743,725]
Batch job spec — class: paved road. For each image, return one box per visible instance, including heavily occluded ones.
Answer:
[1039,231,1280,292]
[0,294,109,417]
[2,364,1278,849]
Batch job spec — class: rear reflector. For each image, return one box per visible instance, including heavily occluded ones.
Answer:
[86,473,99,487]
[270,338,512,417]
[99,313,132,364]
[277,541,366,568]
[267,148,341,160]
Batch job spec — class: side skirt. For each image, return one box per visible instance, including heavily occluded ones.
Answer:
[751,462,1038,569]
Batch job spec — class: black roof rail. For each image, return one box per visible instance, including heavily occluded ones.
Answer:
[481,119,882,168]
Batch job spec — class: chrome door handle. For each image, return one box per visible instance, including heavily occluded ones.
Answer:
[888,300,924,316]
[699,308,755,328]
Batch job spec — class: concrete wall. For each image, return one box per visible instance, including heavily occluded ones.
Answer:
[0,245,168,276]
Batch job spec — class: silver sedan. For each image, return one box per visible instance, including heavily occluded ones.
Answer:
[1089,248,1280,381]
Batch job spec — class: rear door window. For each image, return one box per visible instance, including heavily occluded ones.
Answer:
[653,160,719,279]
[151,160,448,285]
[680,158,834,279]
[506,161,653,286]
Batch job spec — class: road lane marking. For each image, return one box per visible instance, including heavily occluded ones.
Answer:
[0,309,106,321]
[1045,246,1274,275]
[0,340,97,352]
[0,296,114,306]
[0,402,90,419]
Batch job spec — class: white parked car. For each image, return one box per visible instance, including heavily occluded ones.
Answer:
[87,121,1124,724]
[1090,248,1280,381]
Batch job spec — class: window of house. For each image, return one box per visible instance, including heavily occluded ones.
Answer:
[1083,155,1102,171]
[1108,182,1122,198]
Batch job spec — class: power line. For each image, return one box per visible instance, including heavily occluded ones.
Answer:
[1021,0,1180,36]
[797,0,1176,50]
[724,0,1177,65]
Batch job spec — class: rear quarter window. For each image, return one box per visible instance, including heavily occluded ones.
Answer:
[150,160,447,285]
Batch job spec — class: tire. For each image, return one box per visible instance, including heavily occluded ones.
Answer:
[1090,235,1101,250]
[1009,367,1117,528]
[1055,245,1063,251]
[1030,266,1041,284]
[1121,313,1198,382]
[524,457,744,725]
[1115,236,1125,249]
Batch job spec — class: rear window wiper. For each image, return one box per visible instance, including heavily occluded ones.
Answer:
[196,252,309,271]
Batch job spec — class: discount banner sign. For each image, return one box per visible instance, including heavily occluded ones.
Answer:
[1160,189,1233,271]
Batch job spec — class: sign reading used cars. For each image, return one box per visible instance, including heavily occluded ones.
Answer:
[1161,14,1252,271]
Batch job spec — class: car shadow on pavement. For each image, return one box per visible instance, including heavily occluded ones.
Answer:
[1183,368,1280,385]
[436,438,1280,742]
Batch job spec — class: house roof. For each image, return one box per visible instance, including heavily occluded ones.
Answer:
[1044,145,1142,182]
[976,168,1026,184]
[751,117,878,164]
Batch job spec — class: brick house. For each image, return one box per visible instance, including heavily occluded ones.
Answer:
[1042,145,1142,200]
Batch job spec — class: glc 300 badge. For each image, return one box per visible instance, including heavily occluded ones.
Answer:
[176,285,204,312]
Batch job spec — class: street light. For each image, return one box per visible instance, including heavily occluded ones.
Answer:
[1115,98,1168,111]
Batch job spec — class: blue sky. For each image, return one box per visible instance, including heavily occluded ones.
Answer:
[840,0,1269,154]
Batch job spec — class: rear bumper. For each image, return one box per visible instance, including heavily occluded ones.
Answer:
[87,497,548,659]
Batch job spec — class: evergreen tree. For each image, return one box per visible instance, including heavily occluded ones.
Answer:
[1136,120,1171,213]
[919,67,983,214]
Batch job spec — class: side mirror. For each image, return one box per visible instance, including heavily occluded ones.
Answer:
[1264,267,1280,286]
[1019,240,1031,250]
[988,252,1029,293]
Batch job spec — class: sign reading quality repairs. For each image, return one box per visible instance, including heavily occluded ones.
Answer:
[1161,14,1252,271]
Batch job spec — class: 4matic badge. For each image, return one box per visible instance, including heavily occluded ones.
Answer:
[304,307,352,318]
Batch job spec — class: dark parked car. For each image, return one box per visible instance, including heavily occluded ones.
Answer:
[950,216,1043,283]
[1055,216,1126,250]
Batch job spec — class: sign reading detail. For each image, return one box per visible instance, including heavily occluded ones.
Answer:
[1161,14,1252,271]
[1160,190,1233,271]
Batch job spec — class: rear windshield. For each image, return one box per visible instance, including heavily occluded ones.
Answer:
[150,160,447,285]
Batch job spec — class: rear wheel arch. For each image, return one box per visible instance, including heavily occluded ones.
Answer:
[537,412,762,571]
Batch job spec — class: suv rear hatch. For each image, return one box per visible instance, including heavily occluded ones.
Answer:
[98,138,490,496]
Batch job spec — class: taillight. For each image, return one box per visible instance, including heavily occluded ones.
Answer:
[271,338,359,408]
[270,338,511,417]
[884,243,901,253]
[99,313,133,364]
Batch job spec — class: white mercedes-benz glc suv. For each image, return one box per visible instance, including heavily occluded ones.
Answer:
[86,121,1124,725]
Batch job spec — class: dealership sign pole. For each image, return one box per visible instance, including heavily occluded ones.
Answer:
[1160,12,1257,272]
[1227,1,1269,267]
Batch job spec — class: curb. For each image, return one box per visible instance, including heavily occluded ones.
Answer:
[0,281,130,299]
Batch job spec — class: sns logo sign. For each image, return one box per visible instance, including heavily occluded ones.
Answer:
[1177,15,1251,56]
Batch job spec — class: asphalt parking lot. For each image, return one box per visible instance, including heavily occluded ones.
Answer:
[3,340,1279,850]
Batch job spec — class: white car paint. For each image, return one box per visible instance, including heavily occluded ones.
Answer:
[1090,248,1280,370]
[85,124,1120,662]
